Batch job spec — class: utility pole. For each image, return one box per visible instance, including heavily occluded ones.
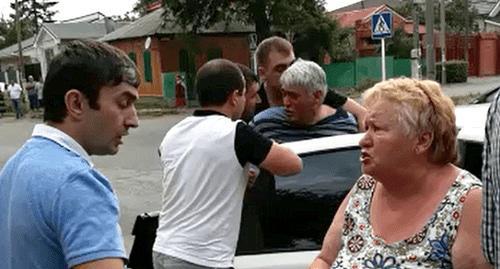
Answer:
[464,0,469,62]
[425,0,435,80]
[412,0,419,51]
[440,0,446,84]
[412,0,422,79]
[15,0,25,85]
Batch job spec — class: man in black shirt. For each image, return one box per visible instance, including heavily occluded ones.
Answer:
[254,36,366,130]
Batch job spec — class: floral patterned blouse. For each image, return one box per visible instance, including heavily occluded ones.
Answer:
[332,170,481,269]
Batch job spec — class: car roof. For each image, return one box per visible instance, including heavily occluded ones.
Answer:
[455,103,490,143]
[455,103,490,131]
[282,133,364,155]
[457,126,484,143]
[278,102,489,154]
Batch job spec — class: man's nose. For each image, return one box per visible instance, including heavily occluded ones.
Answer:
[126,106,139,128]
[283,95,290,106]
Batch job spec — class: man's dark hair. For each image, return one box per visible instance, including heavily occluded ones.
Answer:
[43,39,140,122]
[195,59,245,107]
[236,63,258,86]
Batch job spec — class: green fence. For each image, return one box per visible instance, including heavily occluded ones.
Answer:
[323,62,355,88]
[323,57,411,88]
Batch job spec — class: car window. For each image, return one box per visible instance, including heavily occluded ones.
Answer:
[486,90,499,103]
[237,147,361,255]
[458,139,483,180]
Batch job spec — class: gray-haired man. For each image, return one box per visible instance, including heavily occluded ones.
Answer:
[251,59,358,143]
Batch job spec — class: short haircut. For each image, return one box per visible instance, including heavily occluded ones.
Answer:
[280,59,327,98]
[236,63,258,86]
[255,36,293,67]
[43,40,140,122]
[195,59,245,107]
[363,78,457,165]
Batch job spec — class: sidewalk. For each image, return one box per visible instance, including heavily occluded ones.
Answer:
[441,75,500,98]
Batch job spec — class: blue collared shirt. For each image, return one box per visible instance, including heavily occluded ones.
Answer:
[32,123,93,167]
[0,124,126,269]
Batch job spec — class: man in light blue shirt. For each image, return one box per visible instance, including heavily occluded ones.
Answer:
[0,40,140,269]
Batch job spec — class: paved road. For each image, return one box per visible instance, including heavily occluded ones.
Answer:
[0,114,187,253]
[442,75,500,97]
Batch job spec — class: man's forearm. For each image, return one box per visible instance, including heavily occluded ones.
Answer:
[342,98,367,131]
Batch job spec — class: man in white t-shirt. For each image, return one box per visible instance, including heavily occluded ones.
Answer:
[6,81,23,119]
[153,59,303,269]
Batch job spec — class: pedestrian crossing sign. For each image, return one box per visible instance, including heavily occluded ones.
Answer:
[371,12,392,39]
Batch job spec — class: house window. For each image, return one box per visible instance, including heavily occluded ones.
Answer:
[143,50,152,82]
[128,52,137,64]
[207,47,222,60]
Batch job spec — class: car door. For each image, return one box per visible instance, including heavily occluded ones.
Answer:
[235,139,362,268]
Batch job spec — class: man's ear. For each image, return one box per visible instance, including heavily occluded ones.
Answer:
[257,66,266,81]
[64,89,87,120]
[414,131,433,155]
[227,90,238,106]
[313,90,323,105]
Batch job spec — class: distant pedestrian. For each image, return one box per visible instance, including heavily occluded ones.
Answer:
[6,81,23,119]
[0,90,6,117]
[35,77,44,107]
[175,73,186,108]
[26,75,39,111]
[0,40,140,269]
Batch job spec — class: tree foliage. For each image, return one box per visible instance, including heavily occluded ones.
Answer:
[386,28,413,58]
[393,0,479,33]
[0,1,58,49]
[132,0,157,17]
[0,17,32,49]
[151,0,350,62]
[159,0,330,43]
[9,0,58,35]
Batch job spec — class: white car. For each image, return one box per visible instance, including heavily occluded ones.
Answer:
[127,133,364,269]
[127,104,488,268]
[235,133,364,269]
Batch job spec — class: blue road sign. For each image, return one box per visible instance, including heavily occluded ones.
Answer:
[371,12,392,39]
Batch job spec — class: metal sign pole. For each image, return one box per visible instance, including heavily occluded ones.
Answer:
[381,38,386,81]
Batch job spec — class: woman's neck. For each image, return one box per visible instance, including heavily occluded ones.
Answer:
[375,162,457,201]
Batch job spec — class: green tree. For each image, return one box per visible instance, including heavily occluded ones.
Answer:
[155,0,350,62]
[445,0,479,33]
[9,0,58,37]
[160,0,329,43]
[386,28,413,58]
[0,17,30,49]
[132,0,157,17]
[393,0,479,33]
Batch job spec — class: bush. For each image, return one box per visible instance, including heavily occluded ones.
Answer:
[355,78,379,92]
[436,60,468,83]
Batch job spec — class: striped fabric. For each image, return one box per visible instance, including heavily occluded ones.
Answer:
[250,106,358,143]
[482,92,500,267]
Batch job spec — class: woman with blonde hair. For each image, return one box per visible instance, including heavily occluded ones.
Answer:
[310,78,491,269]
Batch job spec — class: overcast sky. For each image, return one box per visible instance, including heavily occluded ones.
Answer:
[0,0,361,21]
